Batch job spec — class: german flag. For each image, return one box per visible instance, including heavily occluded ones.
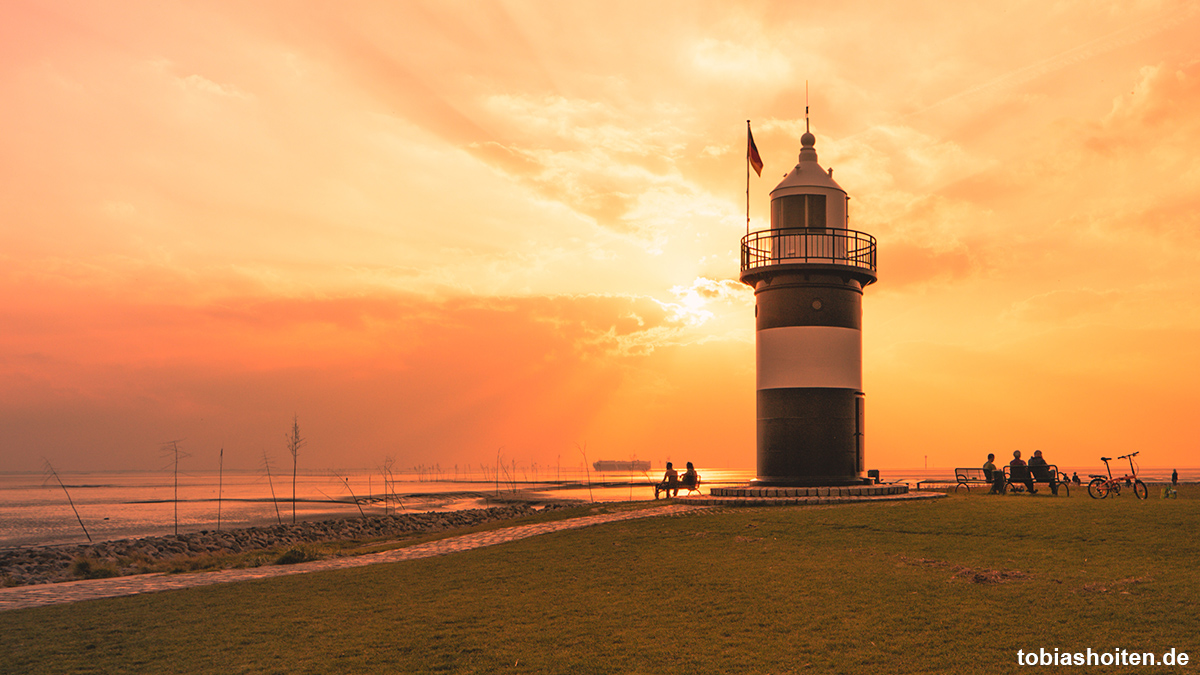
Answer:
[747,123,763,177]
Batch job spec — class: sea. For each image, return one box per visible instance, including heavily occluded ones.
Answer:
[2,466,1192,549]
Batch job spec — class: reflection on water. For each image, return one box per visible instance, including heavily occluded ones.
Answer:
[0,468,755,548]
[3,466,1191,548]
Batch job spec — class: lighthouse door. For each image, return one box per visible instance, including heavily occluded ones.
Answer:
[854,393,865,472]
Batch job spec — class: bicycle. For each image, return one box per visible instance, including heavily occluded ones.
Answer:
[1087,452,1148,500]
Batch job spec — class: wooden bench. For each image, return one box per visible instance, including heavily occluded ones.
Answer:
[954,468,1001,493]
[1003,464,1068,496]
[655,474,702,498]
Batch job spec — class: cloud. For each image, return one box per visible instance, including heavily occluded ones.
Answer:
[751,122,993,289]
[892,4,1199,124]
[1098,59,1200,137]
[482,94,668,155]
[6,0,1200,474]
[689,37,791,83]
[0,269,757,471]
[661,277,750,330]
[472,92,712,239]
[1004,288,1125,324]
[175,73,249,99]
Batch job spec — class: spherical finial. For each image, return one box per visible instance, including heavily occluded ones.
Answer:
[801,130,816,148]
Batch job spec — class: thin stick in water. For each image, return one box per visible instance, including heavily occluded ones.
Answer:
[388,464,405,512]
[495,447,502,497]
[577,443,594,503]
[217,446,224,532]
[263,450,282,525]
[44,461,91,543]
[341,476,366,517]
[286,415,306,525]
[629,458,635,501]
[161,440,189,537]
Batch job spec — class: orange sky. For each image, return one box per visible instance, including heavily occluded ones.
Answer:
[3,1,1200,473]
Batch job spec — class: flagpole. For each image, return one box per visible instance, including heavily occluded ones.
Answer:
[746,120,750,236]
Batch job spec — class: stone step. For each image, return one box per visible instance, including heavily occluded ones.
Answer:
[708,484,909,498]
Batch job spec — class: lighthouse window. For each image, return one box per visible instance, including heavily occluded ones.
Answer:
[771,194,827,230]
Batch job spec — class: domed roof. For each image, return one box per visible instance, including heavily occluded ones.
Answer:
[770,129,844,197]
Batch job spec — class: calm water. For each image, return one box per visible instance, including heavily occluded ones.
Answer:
[0,467,754,548]
[3,466,1191,548]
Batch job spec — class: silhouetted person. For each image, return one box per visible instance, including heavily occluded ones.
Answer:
[983,453,1003,494]
[1028,449,1057,495]
[655,462,679,499]
[1072,472,1081,486]
[1172,469,1178,486]
[982,453,997,481]
[680,462,698,492]
[1010,450,1035,494]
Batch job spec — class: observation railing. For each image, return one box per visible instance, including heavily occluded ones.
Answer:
[740,227,877,279]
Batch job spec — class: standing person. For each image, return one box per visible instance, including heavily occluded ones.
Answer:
[1028,450,1057,495]
[655,462,679,499]
[1172,469,1178,486]
[1010,450,1035,494]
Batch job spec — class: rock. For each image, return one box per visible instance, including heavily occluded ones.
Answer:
[1,505,540,587]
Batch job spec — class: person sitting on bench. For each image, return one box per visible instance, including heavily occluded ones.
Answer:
[1010,450,1036,493]
[983,453,1004,494]
[680,462,698,492]
[1027,449,1058,495]
[655,462,680,499]
[982,453,997,482]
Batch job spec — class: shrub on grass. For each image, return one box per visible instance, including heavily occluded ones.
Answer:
[116,554,155,574]
[70,557,119,580]
[276,546,321,565]
[233,555,271,569]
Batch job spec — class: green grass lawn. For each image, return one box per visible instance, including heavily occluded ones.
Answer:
[3,488,1198,674]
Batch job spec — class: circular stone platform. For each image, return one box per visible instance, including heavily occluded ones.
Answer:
[678,483,943,506]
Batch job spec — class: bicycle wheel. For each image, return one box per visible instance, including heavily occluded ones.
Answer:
[1088,478,1109,499]
[1133,480,1148,500]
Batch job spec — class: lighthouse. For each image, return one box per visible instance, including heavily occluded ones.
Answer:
[739,123,877,486]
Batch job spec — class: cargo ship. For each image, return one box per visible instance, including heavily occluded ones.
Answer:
[592,460,652,472]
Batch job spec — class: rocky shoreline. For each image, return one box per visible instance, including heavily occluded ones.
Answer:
[2,504,564,588]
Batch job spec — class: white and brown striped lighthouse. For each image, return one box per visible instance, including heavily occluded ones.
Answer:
[739,124,877,486]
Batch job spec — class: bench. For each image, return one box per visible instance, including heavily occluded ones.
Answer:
[1003,464,1068,496]
[655,474,702,499]
[866,469,904,485]
[953,468,1001,493]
